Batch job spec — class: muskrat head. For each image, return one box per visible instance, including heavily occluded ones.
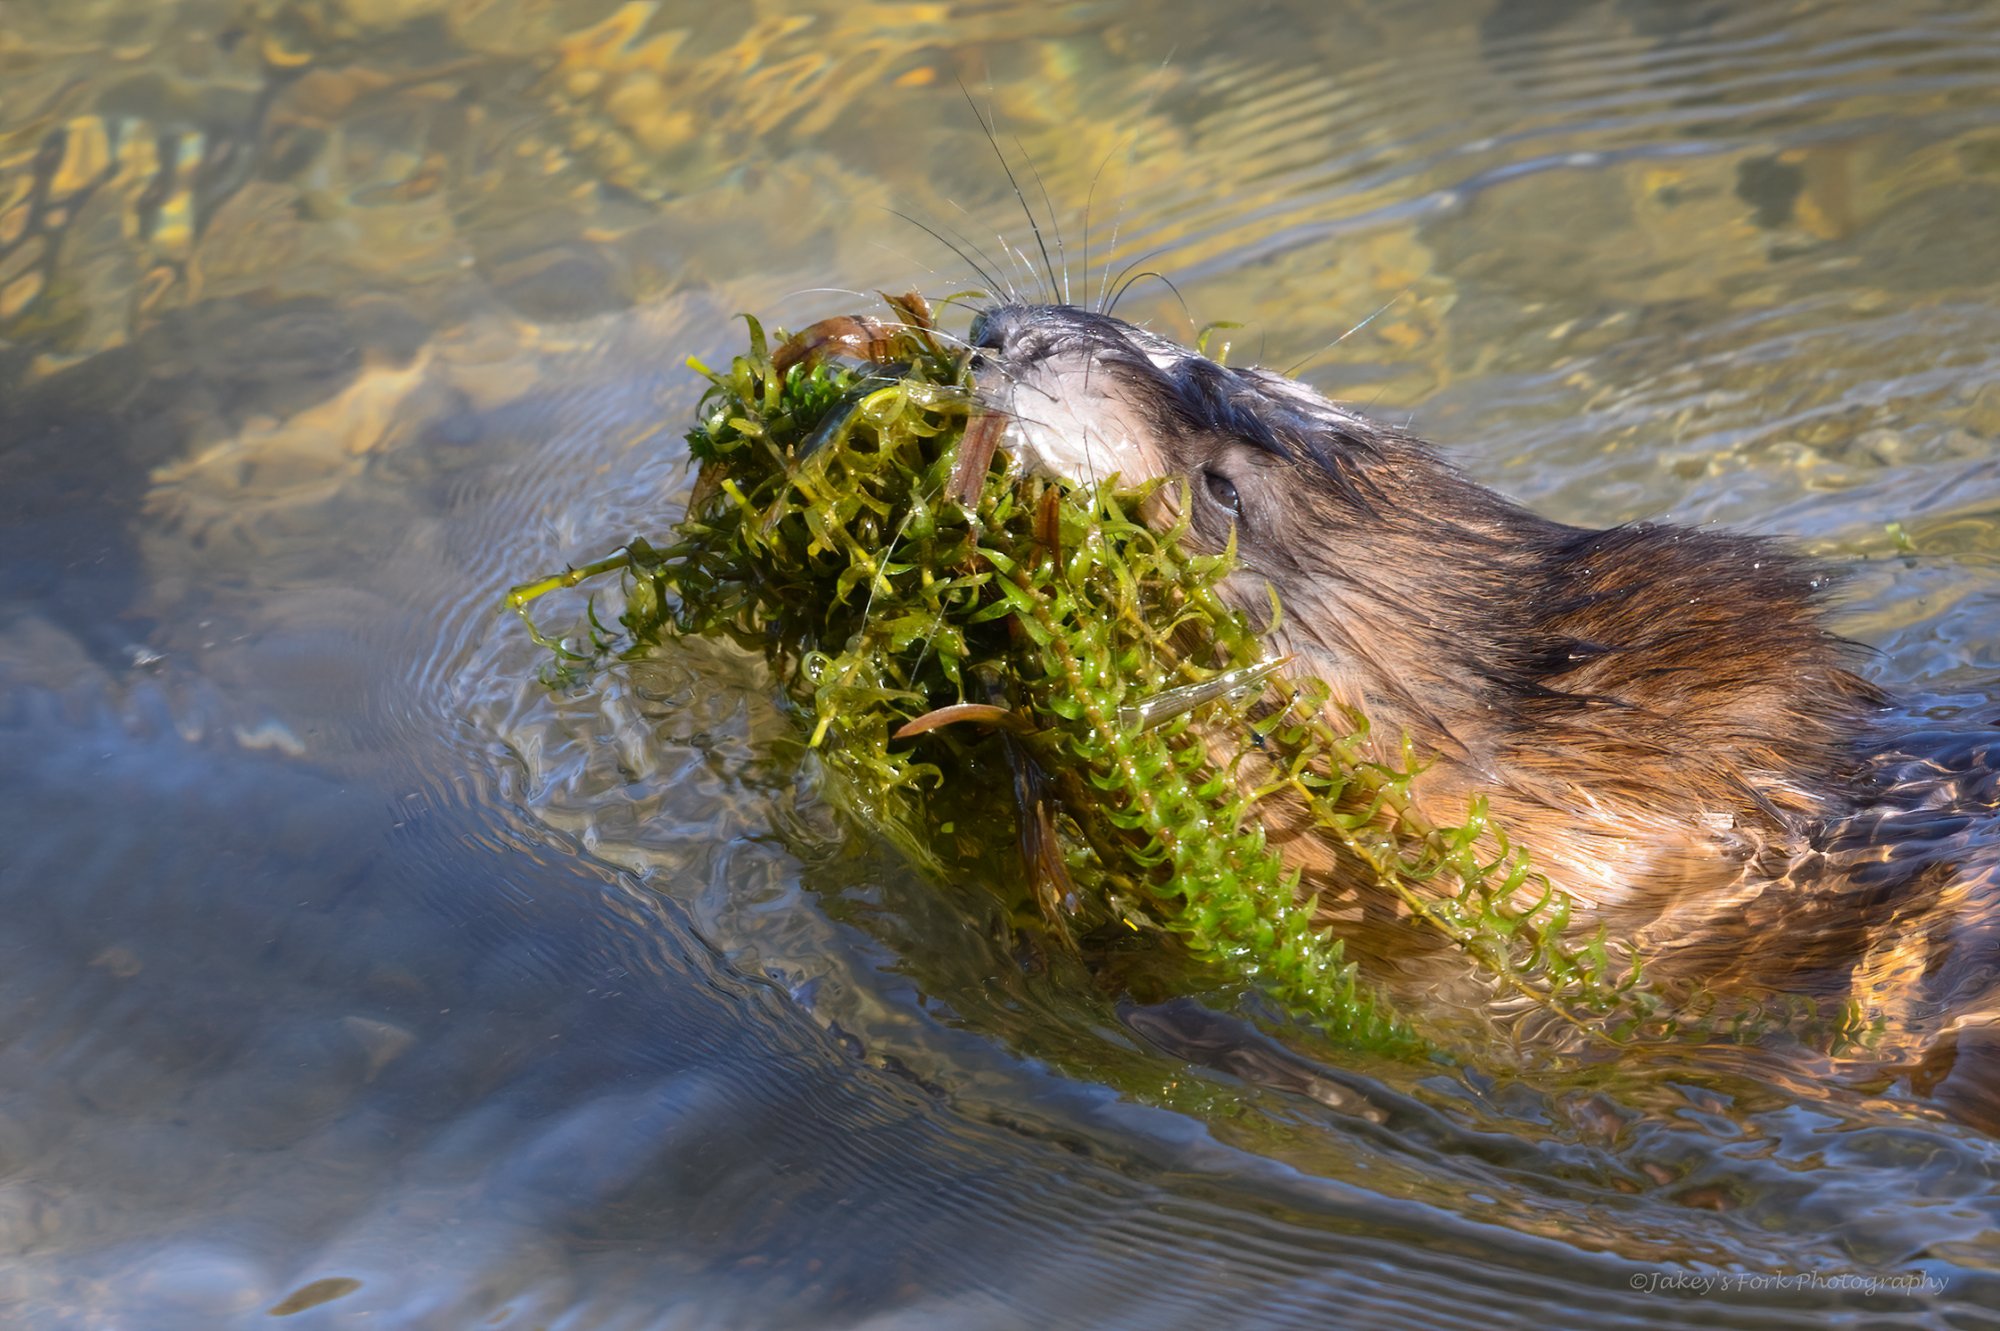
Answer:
[969,302,1554,746]
[969,303,1390,554]
[971,301,1886,913]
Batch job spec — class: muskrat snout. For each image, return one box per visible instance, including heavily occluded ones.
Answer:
[970,303,1194,496]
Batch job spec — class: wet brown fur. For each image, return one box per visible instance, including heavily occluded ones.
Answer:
[972,304,1884,913]
[973,303,2000,1125]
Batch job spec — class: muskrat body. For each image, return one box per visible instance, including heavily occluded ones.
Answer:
[971,302,2000,1125]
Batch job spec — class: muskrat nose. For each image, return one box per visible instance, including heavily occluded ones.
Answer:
[968,306,1017,357]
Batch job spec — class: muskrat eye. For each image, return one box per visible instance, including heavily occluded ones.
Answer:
[1203,469,1242,521]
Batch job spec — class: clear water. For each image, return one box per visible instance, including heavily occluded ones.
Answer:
[2,1,1999,1326]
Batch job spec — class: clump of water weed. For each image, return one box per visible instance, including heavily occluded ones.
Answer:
[508,295,1676,1056]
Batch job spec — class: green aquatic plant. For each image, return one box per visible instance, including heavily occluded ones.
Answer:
[507,297,1658,1054]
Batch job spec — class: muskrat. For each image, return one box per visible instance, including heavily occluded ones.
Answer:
[969,301,2000,1126]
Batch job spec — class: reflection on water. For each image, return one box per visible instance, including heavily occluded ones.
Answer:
[3,0,1999,1325]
